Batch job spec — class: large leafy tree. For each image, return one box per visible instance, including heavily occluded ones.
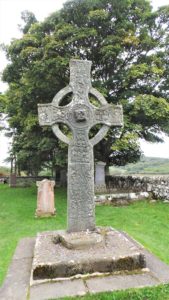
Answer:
[1,0,169,174]
[0,93,6,130]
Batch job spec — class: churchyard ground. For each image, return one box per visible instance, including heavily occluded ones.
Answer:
[0,184,169,299]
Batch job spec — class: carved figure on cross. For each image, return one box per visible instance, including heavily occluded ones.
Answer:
[38,59,123,233]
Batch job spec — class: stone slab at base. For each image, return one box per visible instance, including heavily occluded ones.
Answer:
[0,238,35,300]
[57,229,104,249]
[1,232,169,300]
[31,228,145,280]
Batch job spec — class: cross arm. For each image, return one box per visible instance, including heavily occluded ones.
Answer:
[38,103,69,127]
[92,104,123,127]
[38,104,53,126]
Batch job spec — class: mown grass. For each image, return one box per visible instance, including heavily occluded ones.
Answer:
[0,184,169,300]
[96,201,169,264]
[59,284,169,300]
[0,185,67,286]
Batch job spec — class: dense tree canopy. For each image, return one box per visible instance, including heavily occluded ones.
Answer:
[0,93,8,132]
[1,0,169,174]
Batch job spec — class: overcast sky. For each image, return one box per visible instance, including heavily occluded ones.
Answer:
[0,0,169,165]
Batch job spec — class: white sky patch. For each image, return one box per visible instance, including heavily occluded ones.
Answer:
[151,0,169,9]
[140,135,169,159]
[0,0,66,45]
[0,0,169,165]
[0,132,11,165]
[0,0,66,92]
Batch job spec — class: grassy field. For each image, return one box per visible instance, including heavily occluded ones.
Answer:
[0,185,169,299]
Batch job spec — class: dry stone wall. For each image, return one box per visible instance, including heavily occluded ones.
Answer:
[105,175,169,201]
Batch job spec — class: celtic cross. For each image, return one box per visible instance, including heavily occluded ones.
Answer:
[38,60,123,232]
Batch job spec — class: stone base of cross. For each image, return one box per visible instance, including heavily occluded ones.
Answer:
[38,59,123,232]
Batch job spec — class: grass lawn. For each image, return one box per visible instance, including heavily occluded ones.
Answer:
[0,184,169,299]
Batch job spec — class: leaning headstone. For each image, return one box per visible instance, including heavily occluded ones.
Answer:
[36,179,56,217]
[95,161,106,193]
[9,173,16,187]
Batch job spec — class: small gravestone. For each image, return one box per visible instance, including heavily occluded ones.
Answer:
[36,179,56,217]
[95,161,106,192]
[60,169,67,186]
[9,173,16,187]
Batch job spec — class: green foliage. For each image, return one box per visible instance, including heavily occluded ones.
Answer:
[0,94,6,111]
[19,10,37,34]
[129,95,169,141]
[111,132,141,165]
[0,93,7,130]
[2,0,169,173]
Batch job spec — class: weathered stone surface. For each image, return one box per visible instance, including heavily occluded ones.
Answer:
[86,273,158,294]
[106,175,169,201]
[13,237,35,260]
[143,249,169,284]
[38,59,123,232]
[9,173,16,187]
[0,233,169,300]
[31,228,145,280]
[36,179,56,217]
[30,279,87,300]
[95,161,106,192]
[0,238,35,300]
[1,235,169,300]
[58,230,104,249]
[95,191,150,205]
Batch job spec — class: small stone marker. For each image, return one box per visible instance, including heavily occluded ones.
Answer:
[9,173,16,187]
[36,179,56,217]
[60,169,67,186]
[95,161,106,192]
[38,59,123,232]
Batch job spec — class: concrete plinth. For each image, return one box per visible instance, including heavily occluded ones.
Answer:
[31,228,145,281]
[1,231,169,300]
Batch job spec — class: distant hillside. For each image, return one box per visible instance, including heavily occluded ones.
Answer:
[109,157,169,175]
